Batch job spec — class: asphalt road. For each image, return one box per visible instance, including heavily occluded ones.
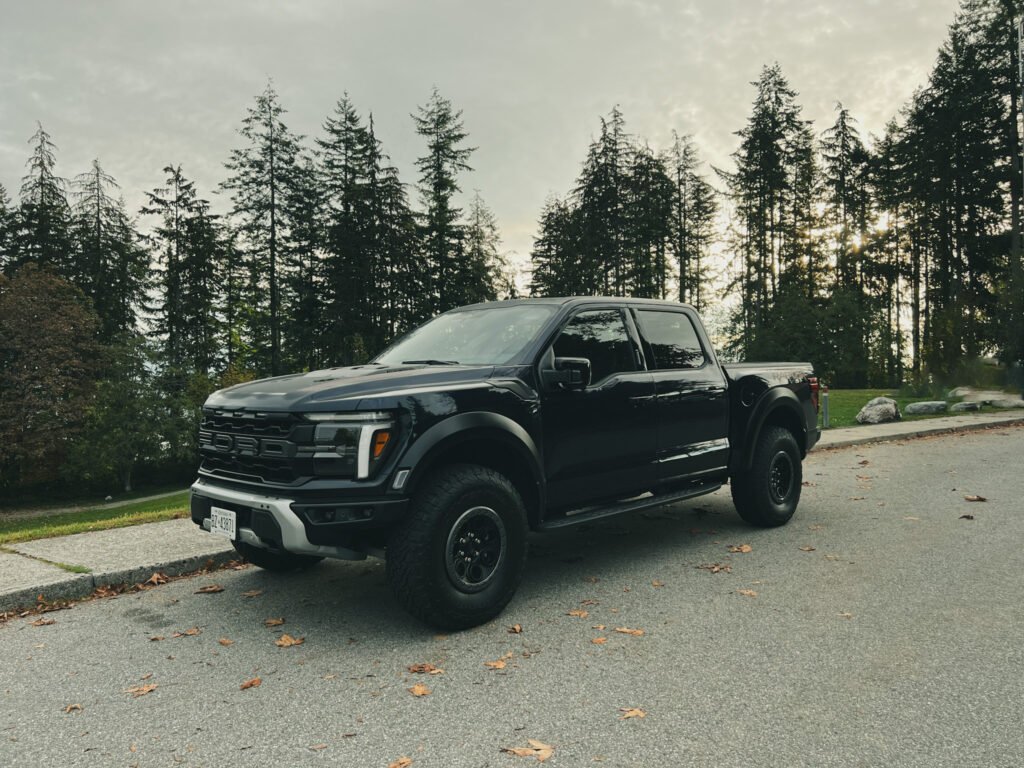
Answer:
[2,426,1022,768]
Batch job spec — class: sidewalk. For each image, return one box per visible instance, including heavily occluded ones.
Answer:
[2,411,1022,615]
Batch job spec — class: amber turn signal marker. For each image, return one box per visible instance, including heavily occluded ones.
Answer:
[373,431,391,458]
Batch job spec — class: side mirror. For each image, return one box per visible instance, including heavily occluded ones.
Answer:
[542,357,591,391]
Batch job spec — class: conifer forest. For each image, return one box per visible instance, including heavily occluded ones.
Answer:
[1,0,1022,494]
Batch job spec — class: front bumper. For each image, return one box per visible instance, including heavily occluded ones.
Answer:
[190,479,407,561]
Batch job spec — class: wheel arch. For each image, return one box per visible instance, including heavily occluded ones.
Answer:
[734,389,808,473]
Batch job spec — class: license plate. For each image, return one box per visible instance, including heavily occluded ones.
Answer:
[210,506,237,540]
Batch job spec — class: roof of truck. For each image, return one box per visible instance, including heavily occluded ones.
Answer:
[453,296,698,312]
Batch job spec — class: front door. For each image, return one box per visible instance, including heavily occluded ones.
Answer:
[540,308,657,509]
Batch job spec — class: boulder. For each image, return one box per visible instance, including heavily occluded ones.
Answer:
[856,397,901,424]
[950,401,981,413]
[905,401,947,415]
[962,390,1005,405]
[990,398,1024,409]
[947,387,974,398]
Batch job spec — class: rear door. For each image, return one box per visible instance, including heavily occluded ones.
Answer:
[633,308,729,484]
[540,307,657,508]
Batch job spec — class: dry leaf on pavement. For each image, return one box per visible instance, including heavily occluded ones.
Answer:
[63,703,82,714]
[195,584,224,594]
[240,677,262,690]
[241,589,264,598]
[651,580,665,588]
[964,495,987,502]
[566,609,589,618]
[619,707,646,719]
[218,638,234,647]
[501,739,554,762]
[959,514,975,520]
[838,612,854,620]
[696,563,731,574]
[407,663,444,675]
[591,637,608,645]
[507,624,523,634]
[149,635,165,642]
[613,627,644,637]
[30,617,55,626]
[484,651,515,670]
[388,758,413,768]
[799,546,816,552]
[146,572,168,585]
[124,684,158,698]
[264,617,285,627]
[308,743,327,751]
[727,544,753,553]
[172,627,201,638]
[275,633,305,648]
[408,683,431,697]
[736,589,758,598]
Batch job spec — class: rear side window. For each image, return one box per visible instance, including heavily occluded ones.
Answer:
[553,309,636,385]
[637,310,706,370]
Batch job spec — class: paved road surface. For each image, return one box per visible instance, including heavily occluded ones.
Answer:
[2,426,1022,767]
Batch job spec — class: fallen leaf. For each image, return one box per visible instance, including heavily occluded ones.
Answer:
[507,624,523,634]
[501,739,554,762]
[964,495,987,502]
[30,617,55,626]
[408,683,431,697]
[388,758,413,768]
[145,572,168,585]
[736,589,758,598]
[591,637,608,645]
[959,514,975,520]
[727,544,752,553]
[264,617,285,627]
[240,677,261,690]
[149,635,165,642]
[849,496,865,501]
[275,633,305,648]
[407,663,444,675]
[903,516,920,521]
[195,584,224,594]
[63,703,82,714]
[140,673,153,681]
[580,599,599,606]
[218,638,234,647]
[838,612,854,620]
[592,624,606,630]
[172,627,201,638]
[613,627,644,637]
[241,589,263,598]
[308,743,327,751]
[124,684,158,698]
[619,707,646,719]
[566,609,589,619]
[324,674,337,680]
[858,459,870,466]
[799,546,816,552]
[651,580,665,588]
[484,659,507,670]
[696,563,731,574]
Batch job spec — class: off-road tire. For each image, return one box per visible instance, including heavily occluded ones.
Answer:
[386,464,528,631]
[231,540,324,572]
[731,426,802,528]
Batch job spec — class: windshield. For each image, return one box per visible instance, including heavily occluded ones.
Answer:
[375,304,557,366]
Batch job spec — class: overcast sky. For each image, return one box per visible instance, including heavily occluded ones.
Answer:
[1,0,960,268]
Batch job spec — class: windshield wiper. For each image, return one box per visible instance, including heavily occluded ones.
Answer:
[401,359,461,366]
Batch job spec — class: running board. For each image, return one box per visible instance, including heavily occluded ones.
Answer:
[538,482,721,531]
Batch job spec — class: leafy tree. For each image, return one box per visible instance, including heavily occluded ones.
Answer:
[65,334,163,492]
[0,264,102,488]
[222,82,303,375]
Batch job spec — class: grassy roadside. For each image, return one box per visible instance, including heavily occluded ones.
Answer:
[0,491,190,546]
[822,388,1013,429]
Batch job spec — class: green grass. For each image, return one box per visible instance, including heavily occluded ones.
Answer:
[0,483,188,511]
[822,388,967,429]
[0,491,190,546]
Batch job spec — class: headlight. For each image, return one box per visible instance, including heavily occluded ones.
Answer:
[304,412,394,479]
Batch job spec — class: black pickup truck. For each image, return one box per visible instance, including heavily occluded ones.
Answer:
[191,298,819,629]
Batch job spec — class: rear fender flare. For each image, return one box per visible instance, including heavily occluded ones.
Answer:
[735,388,807,473]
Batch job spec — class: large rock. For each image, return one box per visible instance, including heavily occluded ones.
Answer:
[947,387,974,398]
[990,398,1024,409]
[962,390,1006,405]
[905,401,947,415]
[856,397,901,424]
[950,401,981,413]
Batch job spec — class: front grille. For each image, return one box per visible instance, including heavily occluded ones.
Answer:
[199,409,313,485]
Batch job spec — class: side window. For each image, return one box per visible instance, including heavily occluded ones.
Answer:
[637,310,706,370]
[553,310,636,385]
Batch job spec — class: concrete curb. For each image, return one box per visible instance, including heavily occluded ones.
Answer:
[816,413,1024,450]
[0,549,237,615]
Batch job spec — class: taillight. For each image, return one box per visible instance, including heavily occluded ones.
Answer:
[809,377,820,412]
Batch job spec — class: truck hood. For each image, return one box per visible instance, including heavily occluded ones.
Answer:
[205,364,496,412]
